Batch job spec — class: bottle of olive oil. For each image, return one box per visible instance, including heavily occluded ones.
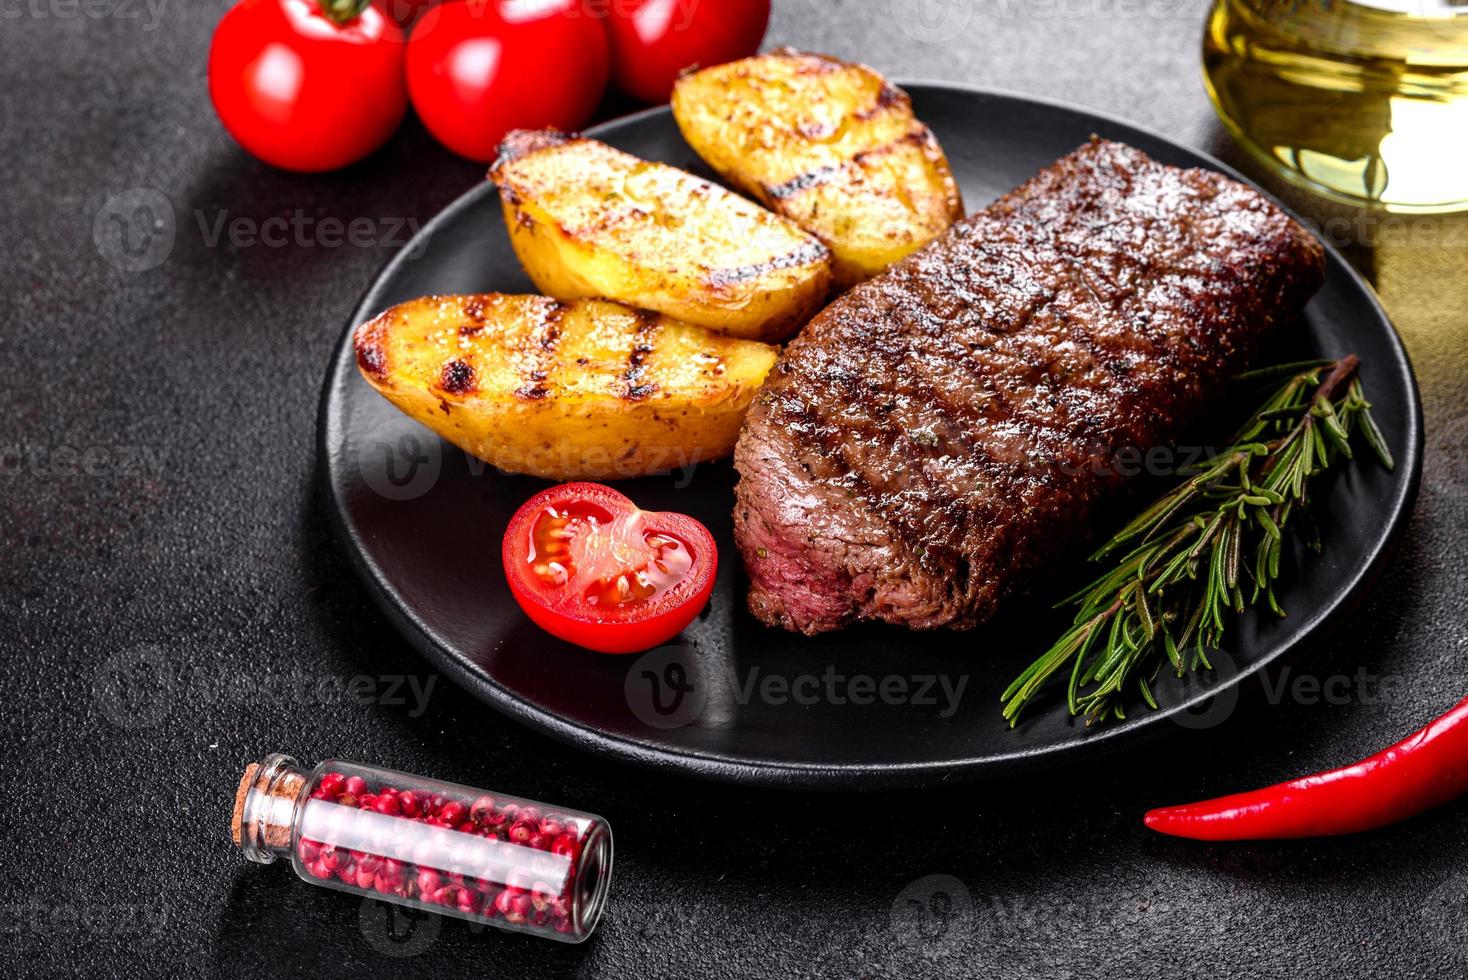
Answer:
[1204,0,1468,212]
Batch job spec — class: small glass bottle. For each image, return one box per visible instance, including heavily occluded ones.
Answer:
[1204,0,1468,212]
[231,753,612,944]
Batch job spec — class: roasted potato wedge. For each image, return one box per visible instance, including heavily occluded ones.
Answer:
[354,294,779,480]
[489,130,832,343]
[672,50,964,288]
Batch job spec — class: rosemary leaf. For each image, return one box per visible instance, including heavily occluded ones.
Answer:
[1002,356,1391,726]
[1232,358,1334,382]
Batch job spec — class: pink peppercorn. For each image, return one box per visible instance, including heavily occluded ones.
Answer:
[231,754,611,944]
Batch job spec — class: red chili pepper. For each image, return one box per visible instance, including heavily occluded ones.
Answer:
[1144,695,1468,840]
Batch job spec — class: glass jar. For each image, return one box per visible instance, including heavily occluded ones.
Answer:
[231,753,612,943]
[1204,0,1468,212]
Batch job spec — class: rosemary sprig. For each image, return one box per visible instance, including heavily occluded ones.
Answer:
[1001,355,1393,726]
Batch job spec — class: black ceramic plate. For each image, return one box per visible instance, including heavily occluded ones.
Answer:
[319,86,1422,789]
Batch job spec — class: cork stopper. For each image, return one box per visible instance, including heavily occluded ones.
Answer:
[232,754,307,863]
[230,763,260,846]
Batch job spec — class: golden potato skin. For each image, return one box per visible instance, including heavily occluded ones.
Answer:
[672,50,964,288]
[488,130,831,343]
[353,294,779,480]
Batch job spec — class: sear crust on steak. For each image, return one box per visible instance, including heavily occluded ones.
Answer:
[733,138,1326,635]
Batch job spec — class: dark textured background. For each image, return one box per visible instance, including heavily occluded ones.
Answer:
[3,1,1466,977]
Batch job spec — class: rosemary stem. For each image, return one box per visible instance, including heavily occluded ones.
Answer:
[1001,355,1388,726]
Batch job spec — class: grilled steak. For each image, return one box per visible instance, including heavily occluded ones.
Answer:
[733,138,1326,634]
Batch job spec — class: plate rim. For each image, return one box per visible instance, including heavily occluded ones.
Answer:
[317,82,1424,789]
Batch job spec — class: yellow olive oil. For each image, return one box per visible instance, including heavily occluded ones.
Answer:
[1204,0,1468,212]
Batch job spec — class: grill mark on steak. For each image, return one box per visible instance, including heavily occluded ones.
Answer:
[817,232,1123,558]
[845,311,1010,546]
[734,138,1326,635]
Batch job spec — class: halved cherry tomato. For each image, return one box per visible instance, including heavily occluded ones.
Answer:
[502,482,716,653]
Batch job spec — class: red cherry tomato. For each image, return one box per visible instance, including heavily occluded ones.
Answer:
[375,0,436,29]
[602,0,769,103]
[208,0,408,172]
[502,482,717,654]
[406,0,608,163]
